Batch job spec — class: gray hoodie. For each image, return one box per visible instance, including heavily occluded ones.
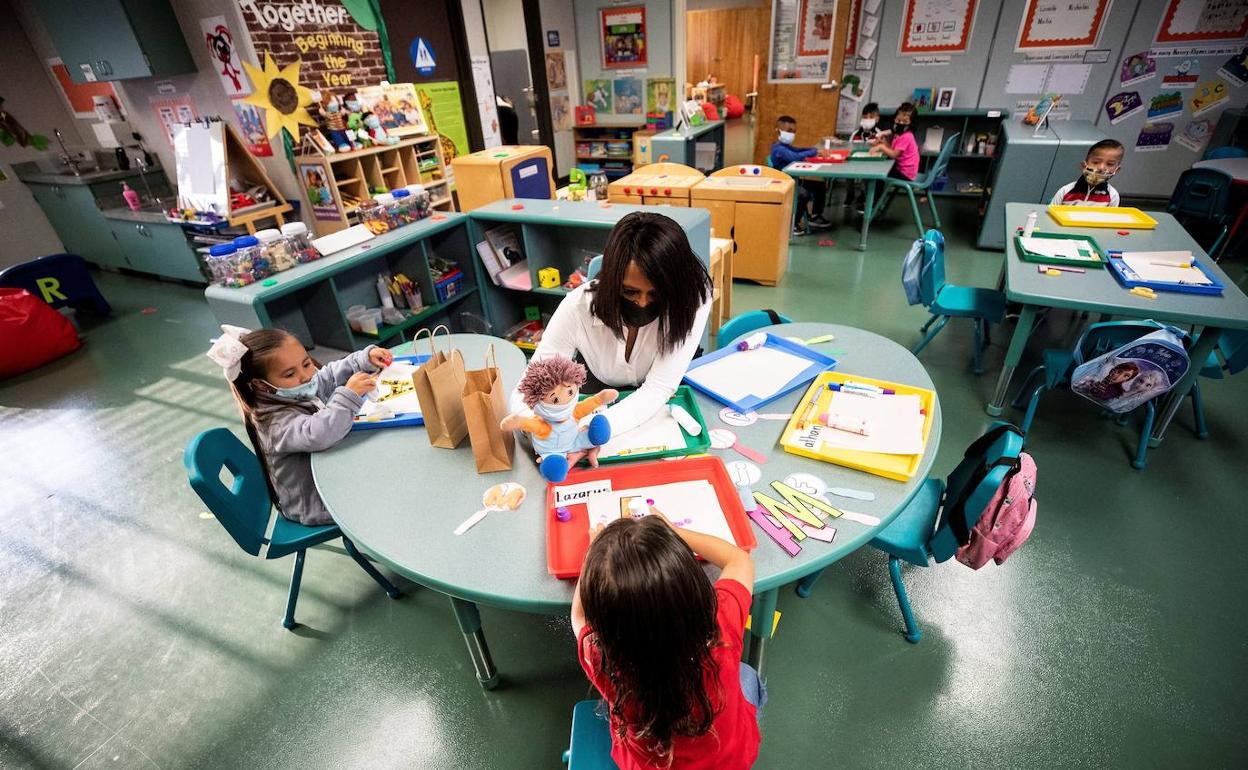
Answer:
[251,346,378,526]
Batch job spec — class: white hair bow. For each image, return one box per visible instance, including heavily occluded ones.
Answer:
[206,324,252,380]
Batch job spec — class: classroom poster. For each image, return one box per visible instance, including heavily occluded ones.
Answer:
[46,58,121,119]
[1104,91,1144,124]
[299,163,340,221]
[200,15,252,98]
[601,6,647,69]
[470,54,502,148]
[768,0,836,82]
[546,52,567,90]
[1015,0,1111,52]
[357,83,428,136]
[845,0,862,57]
[1120,52,1156,87]
[150,95,199,150]
[1147,92,1184,120]
[1188,79,1229,116]
[898,0,978,55]
[551,94,572,131]
[646,78,676,115]
[585,79,613,113]
[613,77,643,115]
[231,100,273,157]
[1153,0,1248,46]
[1174,117,1214,151]
[415,81,469,170]
[797,0,839,58]
[1135,122,1174,152]
[1161,58,1201,88]
[1218,47,1248,85]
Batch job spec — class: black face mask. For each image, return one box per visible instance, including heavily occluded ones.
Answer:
[893,122,911,134]
[620,298,661,327]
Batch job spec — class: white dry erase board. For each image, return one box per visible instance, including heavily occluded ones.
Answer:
[173,122,228,214]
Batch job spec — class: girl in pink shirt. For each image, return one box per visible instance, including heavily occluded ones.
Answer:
[869,101,920,183]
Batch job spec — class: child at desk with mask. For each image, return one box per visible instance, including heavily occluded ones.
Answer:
[847,102,882,210]
[865,101,921,211]
[1051,139,1124,207]
[769,115,833,235]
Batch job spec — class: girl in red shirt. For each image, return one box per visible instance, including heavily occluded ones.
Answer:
[572,511,763,770]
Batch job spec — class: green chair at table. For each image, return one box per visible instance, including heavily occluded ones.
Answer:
[1167,167,1234,260]
[184,428,401,629]
[795,424,1030,643]
[716,309,792,350]
[561,700,616,769]
[872,132,960,238]
[909,228,1006,374]
[1011,321,1207,470]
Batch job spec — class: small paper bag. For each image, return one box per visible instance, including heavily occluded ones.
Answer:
[462,344,514,472]
[412,325,467,448]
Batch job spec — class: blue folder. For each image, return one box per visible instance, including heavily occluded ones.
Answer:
[682,334,837,413]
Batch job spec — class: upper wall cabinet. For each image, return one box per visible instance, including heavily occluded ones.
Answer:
[31,0,195,83]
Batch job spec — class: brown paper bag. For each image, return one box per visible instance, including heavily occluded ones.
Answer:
[412,325,467,448]
[462,344,514,472]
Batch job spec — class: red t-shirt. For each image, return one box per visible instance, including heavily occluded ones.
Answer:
[576,578,760,770]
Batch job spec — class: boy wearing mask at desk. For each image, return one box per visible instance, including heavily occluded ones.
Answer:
[1051,139,1124,207]
[847,103,882,209]
[770,115,833,235]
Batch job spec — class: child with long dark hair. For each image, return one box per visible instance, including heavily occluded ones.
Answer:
[206,325,392,525]
[572,512,763,769]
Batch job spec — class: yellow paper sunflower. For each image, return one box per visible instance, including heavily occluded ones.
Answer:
[242,53,317,139]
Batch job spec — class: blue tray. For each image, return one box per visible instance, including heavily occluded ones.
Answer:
[1106,251,1225,296]
[682,333,837,413]
[351,354,430,430]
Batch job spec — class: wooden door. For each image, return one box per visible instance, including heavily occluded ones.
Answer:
[686,6,768,100]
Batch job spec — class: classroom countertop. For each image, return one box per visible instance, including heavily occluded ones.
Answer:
[100,207,175,224]
[15,165,165,186]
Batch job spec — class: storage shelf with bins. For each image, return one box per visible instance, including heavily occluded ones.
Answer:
[573,118,649,178]
[300,135,455,237]
[883,108,1008,198]
[205,214,486,353]
[467,199,712,348]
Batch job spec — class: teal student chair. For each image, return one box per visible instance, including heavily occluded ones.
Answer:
[873,132,960,238]
[1166,167,1234,260]
[1010,321,1207,470]
[716,309,792,349]
[184,428,401,629]
[909,229,1006,374]
[796,424,1029,643]
[561,700,616,769]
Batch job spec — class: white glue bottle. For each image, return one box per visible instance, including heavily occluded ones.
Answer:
[1023,210,1038,237]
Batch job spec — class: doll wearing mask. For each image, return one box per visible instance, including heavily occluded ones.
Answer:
[501,356,620,483]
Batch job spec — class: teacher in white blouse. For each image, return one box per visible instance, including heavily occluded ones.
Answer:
[512,211,712,436]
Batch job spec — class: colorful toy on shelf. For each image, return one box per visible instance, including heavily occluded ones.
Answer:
[363,112,399,145]
[575,104,596,126]
[320,93,354,151]
[500,356,620,483]
[538,266,561,289]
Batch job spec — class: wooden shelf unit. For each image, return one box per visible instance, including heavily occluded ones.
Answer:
[573,119,649,178]
[299,135,455,237]
[881,107,1009,199]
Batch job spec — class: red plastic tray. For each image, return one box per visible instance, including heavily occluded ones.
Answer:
[807,150,849,163]
[545,456,758,579]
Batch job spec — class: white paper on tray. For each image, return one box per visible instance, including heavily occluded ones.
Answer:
[1056,209,1136,225]
[1018,236,1099,261]
[584,479,736,543]
[1119,251,1212,285]
[686,346,811,403]
[809,392,925,455]
[358,360,423,418]
[598,411,687,458]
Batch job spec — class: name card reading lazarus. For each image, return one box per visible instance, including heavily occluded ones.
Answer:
[554,480,613,506]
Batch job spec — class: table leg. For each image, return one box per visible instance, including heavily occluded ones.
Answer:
[858,182,875,251]
[450,596,500,690]
[1149,326,1220,447]
[747,587,778,683]
[988,304,1038,417]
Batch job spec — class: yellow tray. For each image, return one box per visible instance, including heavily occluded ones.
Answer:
[779,371,936,481]
[1046,205,1158,229]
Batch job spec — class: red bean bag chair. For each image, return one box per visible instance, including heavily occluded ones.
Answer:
[724,94,745,119]
[0,288,80,379]
[701,102,720,121]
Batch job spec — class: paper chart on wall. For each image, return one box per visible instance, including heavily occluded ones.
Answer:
[1045,64,1093,95]
[1015,0,1111,51]
[899,0,978,55]
[1006,63,1050,94]
[1154,0,1248,46]
[597,411,688,459]
[685,347,812,403]
[584,480,736,543]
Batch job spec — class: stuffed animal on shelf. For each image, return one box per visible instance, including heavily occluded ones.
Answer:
[320,93,355,152]
[363,112,398,145]
[501,356,619,483]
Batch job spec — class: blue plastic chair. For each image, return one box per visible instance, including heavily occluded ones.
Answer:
[1205,146,1246,160]
[796,424,1027,643]
[1010,321,1206,470]
[1200,329,1248,380]
[909,229,1006,374]
[716,309,792,349]
[874,132,960,238]
[1167,167,1234,259]
[561,700,616,769]
[0,253,111,315]
[184,428,400,629]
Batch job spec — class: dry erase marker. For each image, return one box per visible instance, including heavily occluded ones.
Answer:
[828,383,878,397]
[836,381,895,395]
[1151,260,1191,268]
[736,332,767,351]
[1038,264,1086,274]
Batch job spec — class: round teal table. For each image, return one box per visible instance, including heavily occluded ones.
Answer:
[312,324,941,688]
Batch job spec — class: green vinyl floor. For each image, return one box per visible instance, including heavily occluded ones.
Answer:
[3,182,1248,767]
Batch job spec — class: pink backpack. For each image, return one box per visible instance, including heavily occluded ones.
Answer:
[956,451,1037,569]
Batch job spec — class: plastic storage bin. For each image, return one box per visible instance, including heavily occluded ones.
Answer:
[232,235,269,282]
[280,221,321,263]
[256,228,295,272]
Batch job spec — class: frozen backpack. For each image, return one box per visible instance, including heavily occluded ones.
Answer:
[1069,321,1191,415]
[901,230,944,306]
[929,423,1037,570]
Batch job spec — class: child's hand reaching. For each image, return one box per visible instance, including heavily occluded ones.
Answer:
[346,372,377,396]
[368,347,394,370]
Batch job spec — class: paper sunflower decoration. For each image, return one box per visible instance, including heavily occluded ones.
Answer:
[241,52,316,140]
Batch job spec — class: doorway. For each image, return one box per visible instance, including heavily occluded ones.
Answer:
[480,0,545,146]
[685,0,766,165]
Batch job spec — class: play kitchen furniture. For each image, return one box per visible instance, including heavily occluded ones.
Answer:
[606,162,704,206]
[451,145,555,212]
[29,0,194,82]
[691,164,795,286]
[311,324,941,688]
[651,120,725,173]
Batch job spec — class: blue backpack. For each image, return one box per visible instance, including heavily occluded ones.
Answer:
[1070,321,1191,414]
[901,230,944,306]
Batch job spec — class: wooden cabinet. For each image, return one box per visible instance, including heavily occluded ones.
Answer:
[31,0,194,83]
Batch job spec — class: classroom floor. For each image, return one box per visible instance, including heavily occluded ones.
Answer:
[4,171,1248,768]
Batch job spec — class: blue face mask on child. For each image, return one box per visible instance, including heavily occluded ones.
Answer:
[267,378,319,400]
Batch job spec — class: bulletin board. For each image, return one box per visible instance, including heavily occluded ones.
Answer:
[1015,0,1112,51]
[898,0,979,55]
[768,0,839,82]
[1154,0,1248,45]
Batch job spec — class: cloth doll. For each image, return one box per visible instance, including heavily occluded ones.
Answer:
[320,93,354,151]
[364,112,398,145]
[501,356,619,483]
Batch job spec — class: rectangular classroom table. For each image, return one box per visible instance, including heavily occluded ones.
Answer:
[992,203,1248,446]
[782,158,895,251]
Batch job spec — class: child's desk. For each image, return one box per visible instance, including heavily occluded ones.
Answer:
[309,325,942,687]
[782,158,895,251]
[992,203,1248,446]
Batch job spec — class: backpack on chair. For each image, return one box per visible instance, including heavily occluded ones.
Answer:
[901,230,943,306]
[930,423,1038,570]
